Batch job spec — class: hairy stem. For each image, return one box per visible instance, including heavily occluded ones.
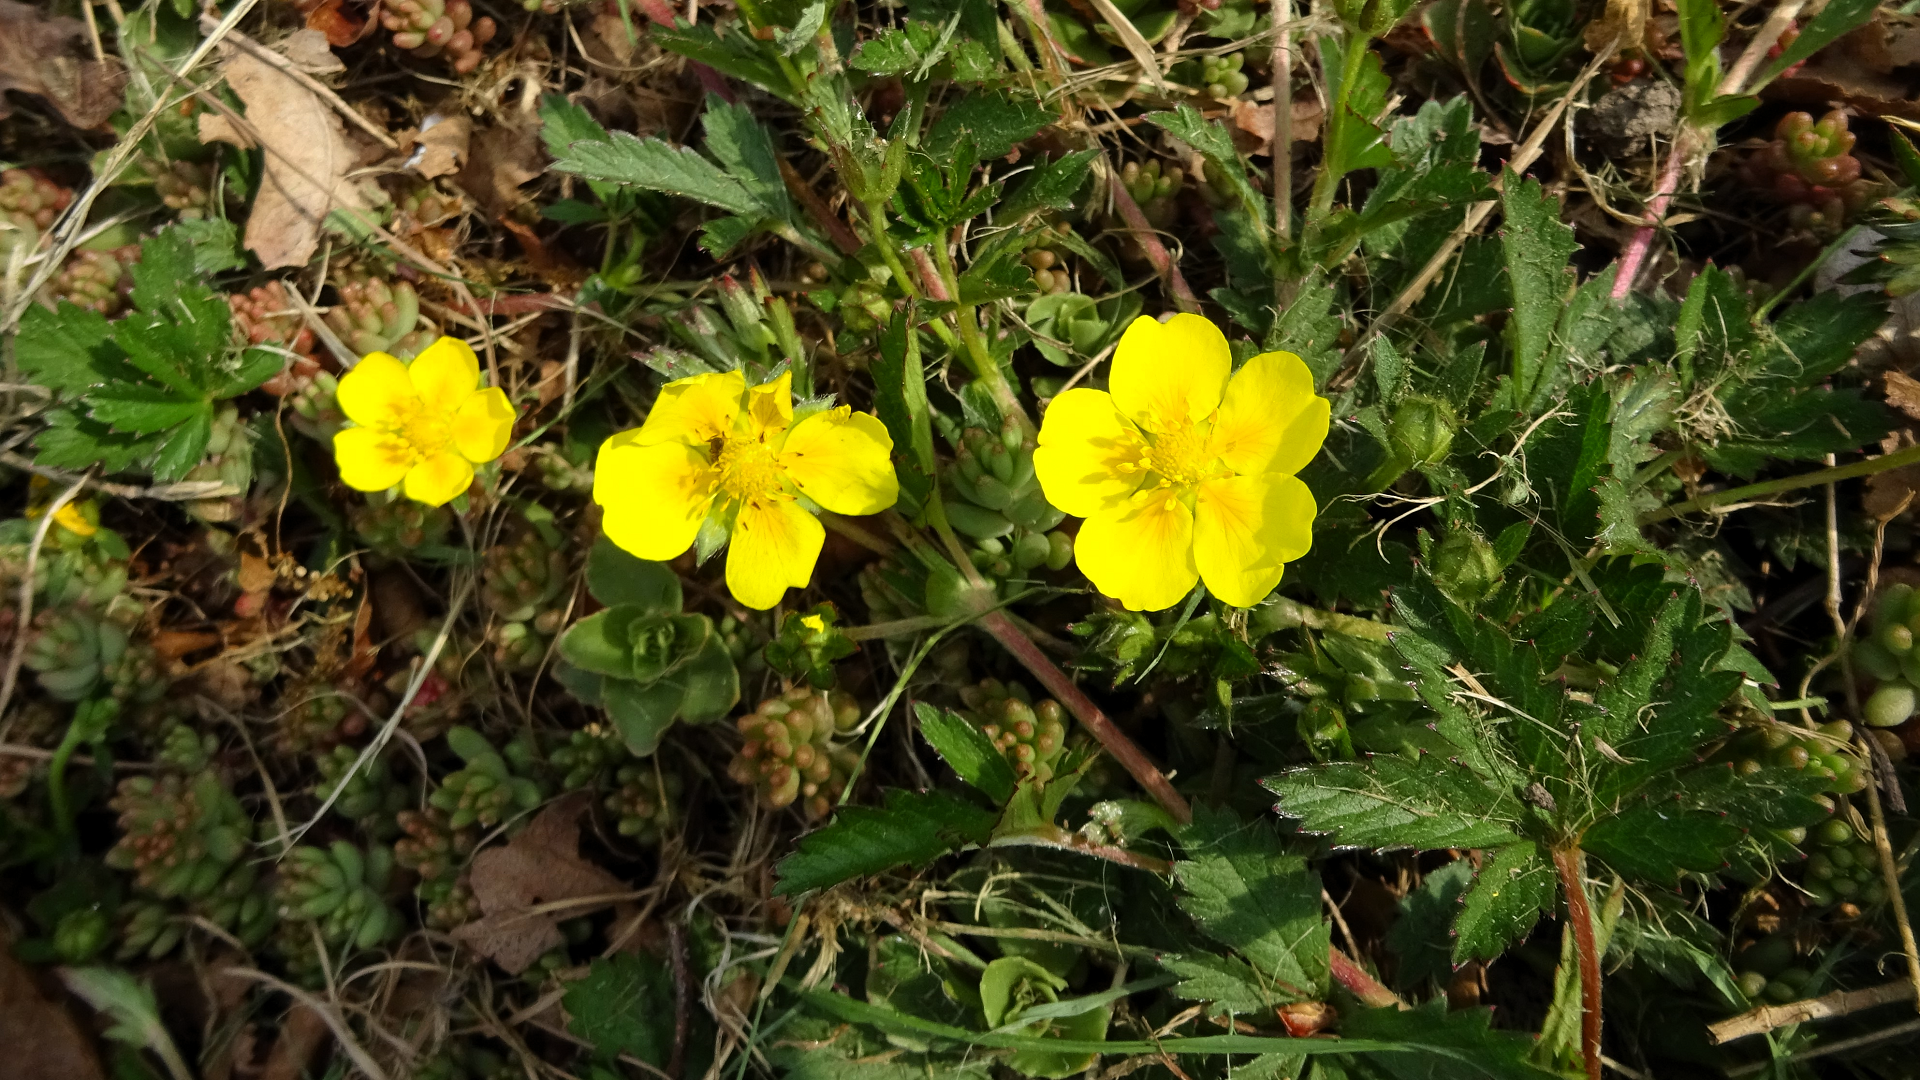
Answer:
[977,609,1192,824]
[1329,947,1402,1009]
[932,235,1034,436]
[1102,155,1201,313]
[1640,443,1920,524]
[1552,845,1603,1080]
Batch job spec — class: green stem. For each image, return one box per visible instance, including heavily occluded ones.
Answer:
[931,237,1034,437]
[1310,30,1371,219]
[1640,444,1920,525]
[861,200,922,302]
[844,615,948,641]
[47,700,108,838]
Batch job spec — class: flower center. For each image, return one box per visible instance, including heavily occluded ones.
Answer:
[715,433,785,504]
[391,400,454,461]
[1136,416,1218,488]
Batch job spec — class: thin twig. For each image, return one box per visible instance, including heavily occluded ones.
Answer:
[1726,1018,1920,1075]
[1642,444,1920,524]
[1710,980,1916,1043]
[1859,732,1920,1015]
[0,451,238,501]
[0,472,87,738]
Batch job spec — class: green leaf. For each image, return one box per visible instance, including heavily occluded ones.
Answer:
[550,130,763,216]
[702,94,796,223]
[170,217,244,274]
[774,788,997,895]
[872,309,936,488]
[956,252,1032,304]
[88,386,207,435]
[851,25,922,75]
[1385,858,1473,991]
[1751,0,1875,90]
[147,408,214,483]
[586,536,682,612]
[1147,105,1265,229]
[558,608,644,677]
[1000,150,1098,220]
[539,92,611,159]
[1452,842,1553,963]
[15,302,119,394]
[1339,1001,1555,1080]
[915,702,1015,803]
[1264,755,1522,851]
[565,953,675,1064]
[926,90,1055,163]
[1500,170,1576,403]
[1157,952,1276,1013]
[604,676,690,756]
[1173,804,1329,1000]
[662,631,740,724]
[1319,32,1394,182]
[649,23,793,100]
[58,967,192,1080]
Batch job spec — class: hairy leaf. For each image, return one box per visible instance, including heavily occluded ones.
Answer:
[774,789,997,895]
[1173,804,1328,1000]
[550,130,763,216]
[1452,842,1553,963]
[566,954,675,1064]
[915,702,1015,802]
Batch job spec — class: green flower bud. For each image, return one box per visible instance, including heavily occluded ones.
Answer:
[1865,682,1916,727]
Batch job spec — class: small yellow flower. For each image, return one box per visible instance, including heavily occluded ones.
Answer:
[1034,314,1330,611]
[331,337,516,507]
[50,503,96,538]
[594,370,898,610]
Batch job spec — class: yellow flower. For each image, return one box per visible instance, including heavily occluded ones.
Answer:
[1034,314,1329,611]
[331,337,516,507]
[594,370,898,610]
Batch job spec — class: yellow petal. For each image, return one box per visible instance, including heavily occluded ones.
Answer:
[1034,388,1145,519]
[779,407,898,515]
[452,387,516,464]
[725,495,823,610]
[638,370,747,447]
[408,336,481,403]
[404,451,475,507]
[1209,351,1330,477]
[336,352,417,428]
[332,425,414,492]
[1109,314,1230,430]
[742,370,794,438]
[1194,473,1316,607]
[595,437,717,561]
[1075,491,1197,611]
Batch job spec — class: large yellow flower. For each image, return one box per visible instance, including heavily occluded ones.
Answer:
[594,370,898,610]
[1034,314,1329,611]
[331,337,516,507]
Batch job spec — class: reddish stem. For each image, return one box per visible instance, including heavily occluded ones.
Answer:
[1107,163,1201,314]
[977,610,1192,824]
[777,157,863,256]
[1552,845,1603,1080]
[1329,947,1401,1009]
[1609,128,1694,300]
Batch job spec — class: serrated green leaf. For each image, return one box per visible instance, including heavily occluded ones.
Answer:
[1319,33,1394,181]
[565,953,675,1064]
[926,90,1054,163]
[1156,951,1275,1013]
[550,130,763,216]
[1000,150,1097,220]
[539,93,611,159]
[649,23,793,100]
[88,386,208,434]
[15,302,119,393]
[1264,755,1522,851]
[702,94,796,223]
[851,25,921,75]
[915,702,1015,803]
[1174,804,1328,1000]
[774,789,997,895]
[1452,842,1553,963]
[872,309,936,490]
[1501,170,1576,404]
[1147,105,1265,230]
[1385,858,1472,991]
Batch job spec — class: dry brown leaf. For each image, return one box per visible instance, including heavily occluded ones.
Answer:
[277,29,345,75]
[1583,0,1647,55]
[1886,371,1920,421]
[0,931,106,1080]
[198,43,369,270]
[409,114,471,180]
[1227,97,1323,157]
[457,116,544,218]
[0,0,126,130]
[453,793,629,973]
